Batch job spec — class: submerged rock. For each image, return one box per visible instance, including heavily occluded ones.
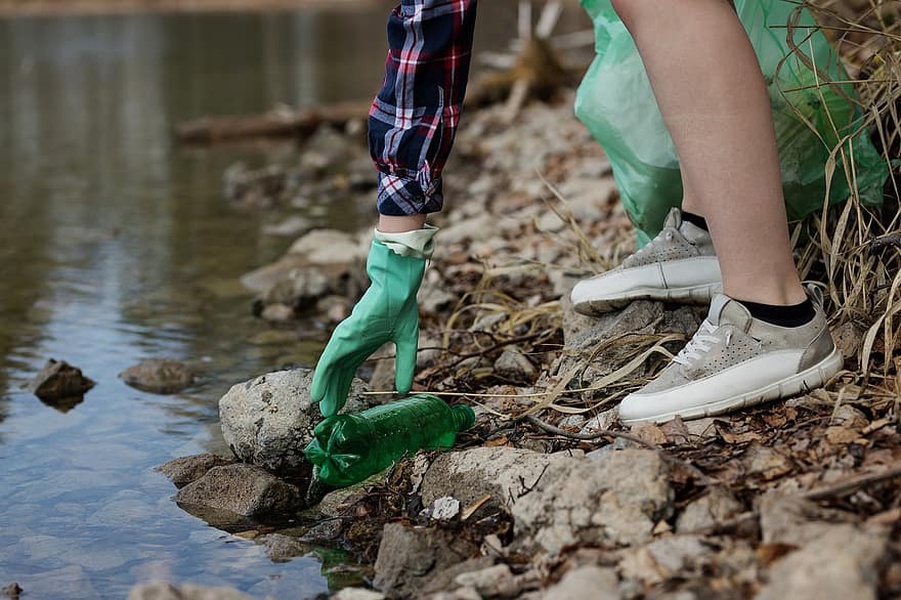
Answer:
[29,359,95,406]
[2,583,22,599]
[119,358,195,394]
[218,367,380,473]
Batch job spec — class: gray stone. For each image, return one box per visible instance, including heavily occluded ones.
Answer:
[618,535,712,585]
[287,229,367,265]
[453,564,519,597]
[758,495,858,546]
[493,348,537,382]
[127,582,251,600]
[261,533,308,562]
[316,473,383,517]
[543,566,620,600]
[156,452,235,488]
[175,464,303,520]
[418,557,496,597]
[119,358,195,394]
[373,523,480,597]
[421,447,672,555]
[513,449,672,553]
[218,368,379,473]
[420,447,579,507]
[757,525,887,600]
[260,303,295,323]
[331,589,386,600]
[299,519,343,543]
[675,487,743,533]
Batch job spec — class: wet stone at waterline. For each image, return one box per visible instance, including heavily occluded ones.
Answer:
[28,359,96,412]
[118,357,195,394]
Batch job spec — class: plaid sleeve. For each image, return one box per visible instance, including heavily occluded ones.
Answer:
[369,0,478,216]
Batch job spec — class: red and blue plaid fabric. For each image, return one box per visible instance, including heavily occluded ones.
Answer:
[370,0,478,216]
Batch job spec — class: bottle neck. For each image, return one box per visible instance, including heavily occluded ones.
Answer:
[452,405,476,431]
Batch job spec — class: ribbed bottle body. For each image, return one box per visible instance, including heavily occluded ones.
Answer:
[305,394,475,487]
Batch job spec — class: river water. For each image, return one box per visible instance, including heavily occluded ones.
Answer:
[0,3,589,598]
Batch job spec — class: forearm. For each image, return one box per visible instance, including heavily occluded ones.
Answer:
[370,0,479,221]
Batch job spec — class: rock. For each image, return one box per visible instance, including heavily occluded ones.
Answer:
[418,281,458,315]
[676,487,743,533]
[421,447,672,554]
[223,162,286,209]
[218,368,380,473]
[420,447,579,507]
[260,533,308,562]
[453,564,518,597]
[315,472,384,517]
[513,449,672,553]
[262,215,311,237]
[127,581,251,600]
[758,495,858,546]
[493,348,537,382]
[261,303,295,323]
[417,557,496,597]
[373,523,480,596]
[28,358,95,403]
[543,566,620,600]
[618,535,712,585]
[331,589,386,600]
[287,229,367,265]
[2,583,22,599]
[156,453,234,488]
[756,525,887,600]
[119,358,195,394]
[300,519,343,543]
[175,464,303,522]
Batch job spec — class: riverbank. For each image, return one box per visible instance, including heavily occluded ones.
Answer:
[142,78,901,598]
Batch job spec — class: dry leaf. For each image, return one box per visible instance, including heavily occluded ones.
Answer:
[756,543,798,566]
[824,426,861,445]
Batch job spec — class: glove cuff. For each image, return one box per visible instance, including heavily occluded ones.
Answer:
[374,224,438,259]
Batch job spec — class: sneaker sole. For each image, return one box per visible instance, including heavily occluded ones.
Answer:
[619,346,844,425]
[574,282,723,316]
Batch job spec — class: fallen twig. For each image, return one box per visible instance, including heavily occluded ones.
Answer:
[800,464,901,500]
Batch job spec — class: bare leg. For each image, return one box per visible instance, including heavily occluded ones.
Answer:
[611,0,805,305]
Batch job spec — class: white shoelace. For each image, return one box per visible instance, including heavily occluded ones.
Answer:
[672,320,731,367]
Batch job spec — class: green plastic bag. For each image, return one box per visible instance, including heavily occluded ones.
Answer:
[575,0,888,246]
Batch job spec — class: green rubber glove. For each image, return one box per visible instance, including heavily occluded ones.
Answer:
[311,239,426,417]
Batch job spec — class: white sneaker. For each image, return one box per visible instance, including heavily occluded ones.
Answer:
[571,208,722,316]
[618,286,844,425]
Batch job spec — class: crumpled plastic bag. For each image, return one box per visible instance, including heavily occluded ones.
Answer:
[575,0,888,246]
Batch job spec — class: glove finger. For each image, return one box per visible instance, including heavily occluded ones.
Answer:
[318,339,387,416]
[310,317,369,402]
[394,329,419,395]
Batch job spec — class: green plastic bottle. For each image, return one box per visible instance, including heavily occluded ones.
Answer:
[304,394,476,487]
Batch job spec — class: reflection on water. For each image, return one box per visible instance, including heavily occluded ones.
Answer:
[0,3,590,598]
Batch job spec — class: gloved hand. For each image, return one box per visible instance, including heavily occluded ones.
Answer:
[311,226,436,417]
